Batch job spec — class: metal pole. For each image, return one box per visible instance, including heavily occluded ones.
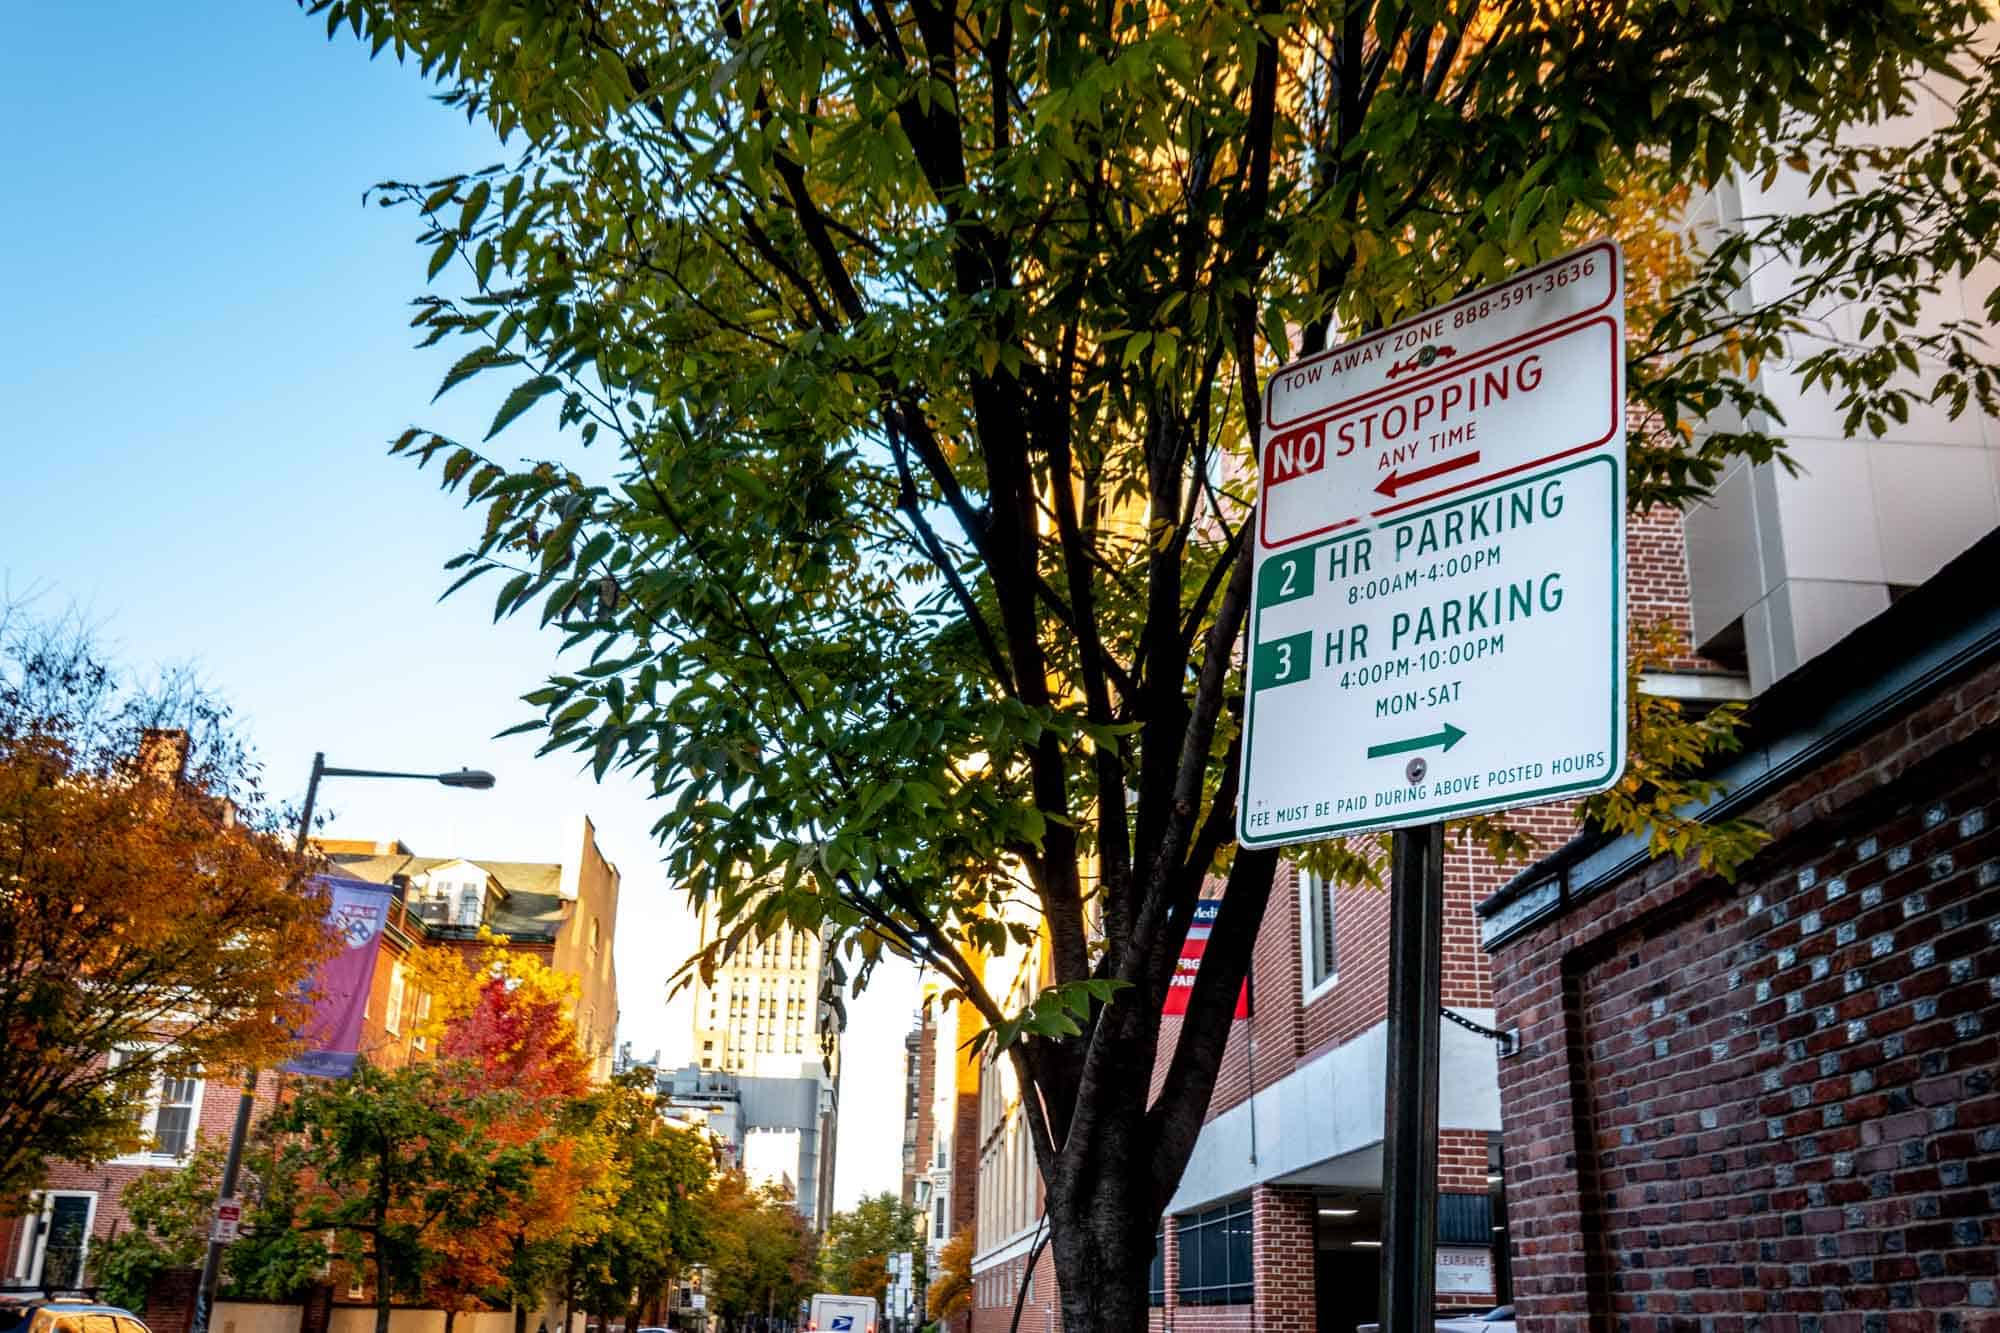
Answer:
[190,754,324,1333]
[1378,821,1445,1333]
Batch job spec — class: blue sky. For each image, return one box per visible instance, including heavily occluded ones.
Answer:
[1,1,913,1210]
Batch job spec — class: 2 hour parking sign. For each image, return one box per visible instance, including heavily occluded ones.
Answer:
[1238,240,1629,845]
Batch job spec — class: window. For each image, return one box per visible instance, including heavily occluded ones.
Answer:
[410,990,433,1052]
[110,1052,203,1162]
[384,962,406,1037]
[1176,1198,1252,1306]
[1437,1192,1494,1245]
[456,884,482,927]
[933,1196,947,1240]
[1147,1227,1166,1306]
[1299,869,1339,998]
[151,1072,200,1157]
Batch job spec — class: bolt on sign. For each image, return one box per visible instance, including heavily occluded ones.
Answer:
[1238,239,1629,845]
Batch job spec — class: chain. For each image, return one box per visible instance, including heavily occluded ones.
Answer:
[1441,1005,1519,1056]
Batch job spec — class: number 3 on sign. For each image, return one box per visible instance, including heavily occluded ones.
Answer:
[1253,632,1313,690]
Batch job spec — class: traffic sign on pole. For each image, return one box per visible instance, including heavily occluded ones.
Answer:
[210,1198,242,1244]
[1239,239,1628,845]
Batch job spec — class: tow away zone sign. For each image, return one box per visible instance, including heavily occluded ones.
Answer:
[1239,240,1628,845]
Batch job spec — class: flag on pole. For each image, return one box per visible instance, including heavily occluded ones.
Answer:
[282,876,395,1078]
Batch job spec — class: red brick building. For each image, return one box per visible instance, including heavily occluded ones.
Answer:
[956,493,1755,1333]
[1,820,623,1301]
[1478,528,2000,1332]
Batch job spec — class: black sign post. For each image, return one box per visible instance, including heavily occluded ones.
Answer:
[1378,821,1446,1333]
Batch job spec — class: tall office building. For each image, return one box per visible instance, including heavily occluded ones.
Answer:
[688,900,842,1229]
[691,904,835,1081]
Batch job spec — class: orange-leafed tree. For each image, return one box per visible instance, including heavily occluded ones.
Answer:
[0,607,334,1209]
[926,1230,973,1325]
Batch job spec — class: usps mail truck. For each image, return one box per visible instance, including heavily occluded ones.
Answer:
[807,1293,877,1333]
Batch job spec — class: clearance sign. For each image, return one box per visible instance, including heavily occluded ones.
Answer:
[1239,240,1629,845]
[1163,901,1250,1018]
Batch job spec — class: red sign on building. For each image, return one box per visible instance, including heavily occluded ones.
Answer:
[1162,901,1250,1018]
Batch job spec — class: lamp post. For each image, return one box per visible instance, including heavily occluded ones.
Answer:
[190,752,495,1333]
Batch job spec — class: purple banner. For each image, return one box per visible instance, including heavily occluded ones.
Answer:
[282,876,395,1078]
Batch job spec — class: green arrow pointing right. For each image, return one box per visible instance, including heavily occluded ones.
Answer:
[1366,722,1467,759]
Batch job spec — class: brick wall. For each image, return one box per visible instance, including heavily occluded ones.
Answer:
[6,1072,281,1283]
[968,1241,1060,1333]
[1491,652,2000,1333]
[949,1089,981,1333]
[1628,504,1728,670]
[1253,1187,1316,1333]
[145,1268,201,1333]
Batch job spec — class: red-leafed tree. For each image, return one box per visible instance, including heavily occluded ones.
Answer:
[414,944,613,1333]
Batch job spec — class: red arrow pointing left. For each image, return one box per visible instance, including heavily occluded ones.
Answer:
[1373,450,1482,499]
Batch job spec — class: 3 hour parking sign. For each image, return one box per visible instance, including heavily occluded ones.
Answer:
[1238,239,1629,845]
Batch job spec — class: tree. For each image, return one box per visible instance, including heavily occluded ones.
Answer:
[407,942,615,1333]
[311,2,2000,1327]
[264,1061,547,1333]
[95,1142,225,1312]
[567,1070,714,1333]
[94,1137,328,1310]
[819,1194,921,1305]
[0,607,333,1208]
[925,1230,973,1325]
[703,1174,815,1332]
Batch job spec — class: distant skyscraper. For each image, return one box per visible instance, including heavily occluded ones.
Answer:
[690,901,834,1081]
[688,898,842,1229]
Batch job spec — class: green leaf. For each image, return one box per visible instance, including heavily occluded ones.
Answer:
[485,375,561,440]
[459,180,491,234]
[434,346,524,402]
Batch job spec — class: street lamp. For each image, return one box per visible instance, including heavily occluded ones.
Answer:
[192,751,496,1333]
[295,752,499,849]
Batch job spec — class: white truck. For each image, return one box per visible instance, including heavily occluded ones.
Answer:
[806,1293,878,1333]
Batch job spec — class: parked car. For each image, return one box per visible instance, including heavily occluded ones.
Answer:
[1438,1306,1515,1333]
[0,1297,153,1333]
[1358,1306,1515,1333]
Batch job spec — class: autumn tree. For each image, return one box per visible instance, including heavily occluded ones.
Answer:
[407,941,616,1333]
[703,1174,815,1332]
[568,1070,714,1333]
[0,606,333,1208]
[820,1194,922,1306]
[264,1061,546,1333]
[925,1231,973,1326]
[311,1,2000,1328]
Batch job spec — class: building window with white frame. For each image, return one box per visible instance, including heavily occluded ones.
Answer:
[384,961,407,1036]
[110,1051,204,1162]
[1299,868,1339,999]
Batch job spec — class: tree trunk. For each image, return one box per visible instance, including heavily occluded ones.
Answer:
[445,1311,457,1333]
[513,1305,528,1333]
[1034,846,1283,1333]
[1041,1111,1163,1333]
